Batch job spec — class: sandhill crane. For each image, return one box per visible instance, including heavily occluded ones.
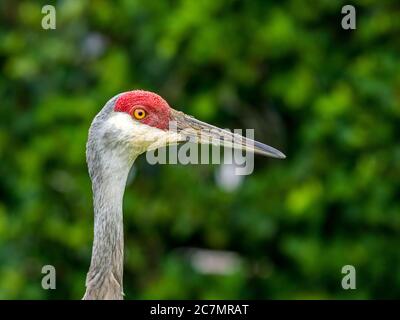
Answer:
[83,90,285,299]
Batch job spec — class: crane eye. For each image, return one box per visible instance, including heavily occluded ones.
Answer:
[133,108,147,120]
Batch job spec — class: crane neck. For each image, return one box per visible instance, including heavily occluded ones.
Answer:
[83,152,134,300]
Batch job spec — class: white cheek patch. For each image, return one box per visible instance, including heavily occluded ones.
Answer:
[106,112,135,134]
[105,112,184,151]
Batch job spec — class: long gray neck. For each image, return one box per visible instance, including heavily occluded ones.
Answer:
[83,95,138,299]
[83,148,134,300]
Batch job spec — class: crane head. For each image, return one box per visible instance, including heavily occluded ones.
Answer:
[90,90,285,164]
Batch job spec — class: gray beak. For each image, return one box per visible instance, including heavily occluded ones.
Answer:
[170,109,286,159]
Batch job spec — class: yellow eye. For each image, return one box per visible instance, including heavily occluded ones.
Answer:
[133,108,146,120]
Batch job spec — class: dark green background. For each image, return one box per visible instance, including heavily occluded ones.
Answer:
[0,0,399,299]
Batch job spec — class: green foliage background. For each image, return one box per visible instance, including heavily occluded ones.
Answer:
[0,0,399,299]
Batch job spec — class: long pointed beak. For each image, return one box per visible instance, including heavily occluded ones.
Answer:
[170,109,286,159]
